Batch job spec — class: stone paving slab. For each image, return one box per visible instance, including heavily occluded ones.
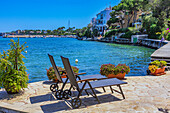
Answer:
[0,72,170,113]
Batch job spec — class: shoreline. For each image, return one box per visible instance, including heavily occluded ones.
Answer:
[2,35,76,38]
[80,37,169,50]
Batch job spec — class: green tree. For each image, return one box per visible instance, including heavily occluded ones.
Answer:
[0,39,28,94]
[92,29,99,37]
[47,30,51,35]
[142,15,161,39]
[84,28,92,38]
[114,0,149,27]
[107,11,119,28]
[150,0,170,28]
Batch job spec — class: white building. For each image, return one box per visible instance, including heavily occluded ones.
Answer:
[91,6,113,35]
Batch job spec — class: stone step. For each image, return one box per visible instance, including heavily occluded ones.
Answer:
[151,58,170,62]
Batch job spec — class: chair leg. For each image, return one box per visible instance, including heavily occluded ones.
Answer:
[118,85,125,99]
[85,90,89,96]
[69,85,73,91]
[77,81,87,98]
[110,86,114,93]
[87,82,100,104]
[102,87,106,92]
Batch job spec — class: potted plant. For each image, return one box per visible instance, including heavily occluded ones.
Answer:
[149,60,167,76]
[0,39,29,94]
[46,66,79,82]
[100,64,130,79]
[71,66,79,73]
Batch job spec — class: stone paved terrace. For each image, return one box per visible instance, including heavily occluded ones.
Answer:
[0,72,170,113]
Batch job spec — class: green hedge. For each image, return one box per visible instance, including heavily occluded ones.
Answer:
[104,29,118,37]
[118,28,129,33]
[104,28,130,37]
[120,31,134,39]
[167,32,170,41]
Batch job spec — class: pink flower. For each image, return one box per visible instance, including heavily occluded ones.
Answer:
[167,28,169,30]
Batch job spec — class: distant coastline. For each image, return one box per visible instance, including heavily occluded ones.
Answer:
[2,35,77,38]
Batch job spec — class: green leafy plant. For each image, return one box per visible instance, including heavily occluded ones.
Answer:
[100,64,130,76]
[114,64,130,75]
[46,66,79,81]
[159,28,170,40]
[150,60,167,68]
[46,67,56,80]
[120,31,134,39]
[71,66,79,73]
[104,29,118,37]
[0,39,28,94]
[100,64,115,75]
[151,60,160,66]
[160,61,167,68]
[46,67,65,80]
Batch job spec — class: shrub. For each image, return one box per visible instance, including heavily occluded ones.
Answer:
[167,32,170,41]
[148,24,161,39]
[104,29,118,37]
[0,39,28,94]
[120,31,134,39]
[118,28,129,33]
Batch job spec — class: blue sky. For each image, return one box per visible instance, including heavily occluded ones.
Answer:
[0,0,121,32]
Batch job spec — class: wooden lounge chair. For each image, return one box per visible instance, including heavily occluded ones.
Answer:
[61,56,127,109]
[48,54,107,99]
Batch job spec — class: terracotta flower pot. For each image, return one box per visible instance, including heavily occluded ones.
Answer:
[151,67,166,76]
[53,73,67,82]
[107,73,126,79]
[53,79,59,83]
[61,72,67,78]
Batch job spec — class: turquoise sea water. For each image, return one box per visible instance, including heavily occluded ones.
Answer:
[0,37,155,83]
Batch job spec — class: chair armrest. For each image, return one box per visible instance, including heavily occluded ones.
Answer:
[74,72,86,76]
[77,78,97,83]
